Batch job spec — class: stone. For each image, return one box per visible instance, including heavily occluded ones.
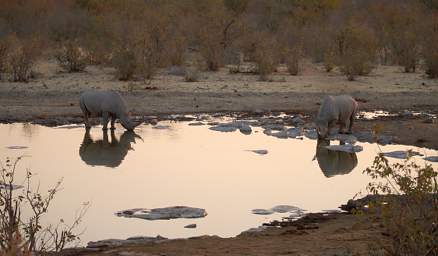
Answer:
[240,225,271,235]
[304,129,318,140]
[188,122,205,126]
[325,144,363,153]
[152,125,171,130]
[87,236,166,248]
[264,129,288,139]
[6,146,28,150]
[327,134,357,144]
[251,209,275,215]
[383,150,423,159]
[248,149,268,155]
[291,116,305,126]
[262,124,285,131]
[184,224,197,229]
[424,156,438,162]
[377,135,393,145]
[286,127,303,138]
[209,124,237,132]
[116,206,207,220]
[270,205,301,213]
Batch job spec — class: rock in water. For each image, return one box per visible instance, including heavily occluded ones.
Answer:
[270,205,301,213]
[286,127,303,138]
[383,150,423,159]
[248,150,268,155]
[152,125,171,130]
[304,129,318,140]
[6,146,28,150]
[251,209,274,215]
[424,156,438,162]
[209,123,237,132]
[325,144,363,153]
[184,224,197,229]
[116,206,207,220]
[327,134,357,144]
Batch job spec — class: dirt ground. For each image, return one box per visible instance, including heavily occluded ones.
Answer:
[61,213,388,256]
[1,59,437,149]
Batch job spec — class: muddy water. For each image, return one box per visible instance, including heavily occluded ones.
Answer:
[1,121,437,245]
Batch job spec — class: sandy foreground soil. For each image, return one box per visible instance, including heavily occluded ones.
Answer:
[1,59,437,149]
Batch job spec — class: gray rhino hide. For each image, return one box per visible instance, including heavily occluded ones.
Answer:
[316,95,358,138]
[79,90,140,130]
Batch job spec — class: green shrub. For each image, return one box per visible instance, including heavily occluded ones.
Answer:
[112,48,137,81]
[253,35,278,81]
[55,40,87,72]
[336,24,377,81]
[5,36,41,82]
[364,153,437,255]
[285,46,302,76]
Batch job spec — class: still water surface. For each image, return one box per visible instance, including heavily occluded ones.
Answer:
[1,121,437,244]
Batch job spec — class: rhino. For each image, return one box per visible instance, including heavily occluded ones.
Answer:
[79,90,141,131]
[315,95,358,139]
[79,129,142,168]
[314,139,358,178]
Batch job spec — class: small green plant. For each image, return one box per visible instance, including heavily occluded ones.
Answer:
[363,153,437,256]
[0,157,89,254]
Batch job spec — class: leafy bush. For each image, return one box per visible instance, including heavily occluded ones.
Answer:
[423,15,438,78]
[0,157,89,254]
[55,41,87,72]
[285,46,302,76]
[323,47,336,72]
[363,153,437,255]
[184,67,200,82]
[4,35,41,82]
[336,24,377,81]
[112,48,137,81]
[253,34,278,81]
[0,38,8,79]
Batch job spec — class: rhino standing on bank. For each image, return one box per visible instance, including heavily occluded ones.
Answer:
[79,90,141,131]
[315,95,358,138]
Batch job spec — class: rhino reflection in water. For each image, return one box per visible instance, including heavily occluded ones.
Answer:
[79,129,142,167]
[315,139,358,178]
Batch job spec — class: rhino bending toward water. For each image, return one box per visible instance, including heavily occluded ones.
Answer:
[315,95,358,139]
[79,90,141,131]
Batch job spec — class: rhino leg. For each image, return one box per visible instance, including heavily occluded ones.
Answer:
[84,112,91,130]
[102,112,110,130]
[339,122,346,134]
[348,113,354,134]
[110,115,116,130]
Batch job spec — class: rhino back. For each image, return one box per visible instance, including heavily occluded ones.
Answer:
[317,96,339,122]
[332,95,357,122]
[80,90,128,117]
